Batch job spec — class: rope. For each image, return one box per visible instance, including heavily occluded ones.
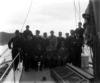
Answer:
[21,0,33,32]
[73,0,80,28]
[73,0,80,20]
[78,0,81,22]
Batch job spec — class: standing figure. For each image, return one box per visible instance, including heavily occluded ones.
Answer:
[23,25,33,39]
[8,30,21,71]
[69,30,76,65]
[49,30,58,48]
[58,41,70,66]
[34,30,43,71]
[75,22,84,41]
[22,35,35,71]
[42,32,49,68]
[57,32,64,50]
[74,33,83,67]
[46,41,57,68]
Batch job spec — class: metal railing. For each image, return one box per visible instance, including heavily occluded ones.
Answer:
[0,52,20,83]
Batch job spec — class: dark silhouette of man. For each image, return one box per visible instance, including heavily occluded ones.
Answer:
[23,25,33,39]
[75,22,84,41]
[57,32,64,50]
[8,30,21,70]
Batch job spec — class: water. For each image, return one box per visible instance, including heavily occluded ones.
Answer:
[0,44,8,55]
[0,44,12,64]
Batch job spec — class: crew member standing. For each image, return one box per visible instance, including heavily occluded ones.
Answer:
[69,30,76,65]
[57,32,64,50]
[49,30,58,48]
[23,25,33,39]
[34,30,43,70]
[75,22,84,41]
[48,30,58,67]
[42,32,49,68]
[8,30,21,70]
[74,33,83,67]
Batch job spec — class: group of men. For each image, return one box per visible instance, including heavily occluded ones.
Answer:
[8,22,84,71]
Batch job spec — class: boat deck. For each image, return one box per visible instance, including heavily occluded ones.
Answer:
[20,69,56,83]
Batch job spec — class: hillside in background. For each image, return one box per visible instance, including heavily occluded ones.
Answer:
[0,32,14,45]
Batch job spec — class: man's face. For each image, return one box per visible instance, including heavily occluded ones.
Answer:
[65,33,69,38]
[59,32,62,37]
[15,33,19,37]
[36,32,40,36]
[78,23,82,28]
[44,33,47,38]
[70,31,74,36]
[50,31,54,36]
[26,27,29,30]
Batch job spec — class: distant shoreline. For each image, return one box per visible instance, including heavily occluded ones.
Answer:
[0,43,8,45]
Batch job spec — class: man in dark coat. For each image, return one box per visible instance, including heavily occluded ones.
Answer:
[57,32,64,50]
[22,34,35,71]
[75,22,84,41]
[65,33,70,50]
[42,32,49,68]
[49,30,58,48]
[58,41,70,66]
[34,30,43,70]
[68,30,76,65]
[23,25,33,39]
[74,33,83,67]
[8,30,21,71]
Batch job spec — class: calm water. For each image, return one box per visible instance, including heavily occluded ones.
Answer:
[0,44,8,55]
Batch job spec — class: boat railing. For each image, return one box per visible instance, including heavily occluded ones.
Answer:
[0,52,20,83]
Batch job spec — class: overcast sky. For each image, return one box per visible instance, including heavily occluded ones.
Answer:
[0,0,89,36]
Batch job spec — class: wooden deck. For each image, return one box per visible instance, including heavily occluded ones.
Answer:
[20,69,56,83]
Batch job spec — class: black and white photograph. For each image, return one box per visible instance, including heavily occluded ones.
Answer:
[0,0,100,83]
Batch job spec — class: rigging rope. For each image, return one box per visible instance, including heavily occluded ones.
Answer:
[73,0,78,28]
[73,0,80,20]
[78,0,81,22]
[21,0,33,32]
[73,1,77,28]
[73,0,81,28]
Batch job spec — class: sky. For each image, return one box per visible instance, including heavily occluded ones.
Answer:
[0,0,89,36]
